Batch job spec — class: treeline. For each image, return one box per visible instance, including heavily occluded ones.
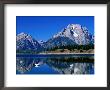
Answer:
[46,44,94,51]
[16,50,39,54]
[16,44,94,54]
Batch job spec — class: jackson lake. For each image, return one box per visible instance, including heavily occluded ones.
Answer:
[16,54,94,74]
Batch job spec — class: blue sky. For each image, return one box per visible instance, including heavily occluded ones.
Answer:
[16,16,94,41]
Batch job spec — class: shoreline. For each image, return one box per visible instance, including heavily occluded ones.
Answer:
[38,52,94,55]
[16,53,94,55]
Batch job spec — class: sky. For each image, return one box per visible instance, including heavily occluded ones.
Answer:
[16,16,94,41]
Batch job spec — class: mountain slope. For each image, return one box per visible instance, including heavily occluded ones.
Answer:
[16,32,43,52]
[43,36,76,49]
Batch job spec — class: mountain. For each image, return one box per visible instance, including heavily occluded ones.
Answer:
[16,32,43,52]
[38,40,45,46]
[43,36,76,49]
[53,24,94,45]
[16,24,94,52]
[43,24,94,49]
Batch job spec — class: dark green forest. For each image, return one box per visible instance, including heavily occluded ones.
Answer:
[46,44,94,51]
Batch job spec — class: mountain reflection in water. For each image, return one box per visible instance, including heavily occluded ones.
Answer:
[16,55,94,74]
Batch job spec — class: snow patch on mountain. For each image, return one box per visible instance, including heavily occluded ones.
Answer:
[38,40,45,46]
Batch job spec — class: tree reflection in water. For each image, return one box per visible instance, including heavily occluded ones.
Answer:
[16,55,94,74]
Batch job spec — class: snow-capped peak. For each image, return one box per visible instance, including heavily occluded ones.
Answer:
[53,24,82,39]
[52,24,93,45]
[67,24,82,30]
[16,32,43,51]
[17,32,29,37]
[17,32,32,41]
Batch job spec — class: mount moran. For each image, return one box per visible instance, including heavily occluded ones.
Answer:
[16,24,94,52]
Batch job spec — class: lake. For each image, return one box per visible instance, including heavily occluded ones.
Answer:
[16,54,94,74]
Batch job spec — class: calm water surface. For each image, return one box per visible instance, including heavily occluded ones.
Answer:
[16,54,94,74]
